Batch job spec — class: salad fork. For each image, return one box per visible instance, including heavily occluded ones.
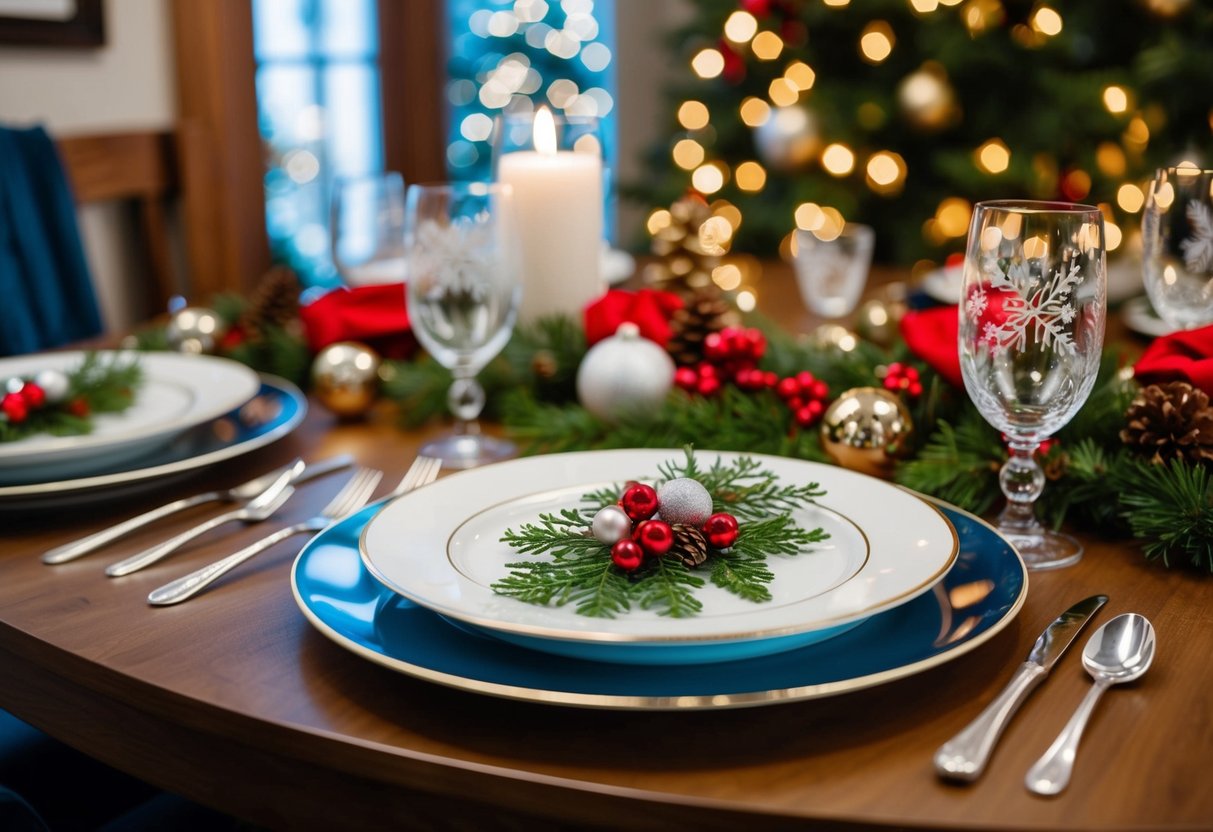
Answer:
[42,455,353,565]
[147,456,440,605]
[105,461,303,577]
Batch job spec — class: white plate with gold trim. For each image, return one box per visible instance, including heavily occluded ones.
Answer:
[360,450,958,664]
[0,351,260,484]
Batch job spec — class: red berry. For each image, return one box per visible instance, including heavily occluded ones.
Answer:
[883,376,900,391]
[763,371,778,388]
[909,382,923,397]
[811,380,829,401]
[794,406,819,428]
[886,361,903,375]
[674,367,698,390]
[776,377,799,400]
[807,399,824,416]
[745,329,766,360]
[20,382,45,408]
[795,371,816,389]
[634,519,674,556]
[619,483,660,522]
[696,376,722,397]
[697,362,718,379]
[702,513,740,549]
[704,332,729,362]
[611,539,645,572]
[786,396,805,412]
[67,398,90,417]
[2,392,27,423]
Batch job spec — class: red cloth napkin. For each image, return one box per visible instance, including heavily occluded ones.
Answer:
[899,306,963,388]
[1133,324,1213,395]
[584,289,684,347]
[298,283,415,359]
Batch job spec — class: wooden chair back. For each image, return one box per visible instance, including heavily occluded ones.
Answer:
[56,129,183,310]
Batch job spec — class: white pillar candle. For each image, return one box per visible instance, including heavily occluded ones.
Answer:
[496,108,603,323]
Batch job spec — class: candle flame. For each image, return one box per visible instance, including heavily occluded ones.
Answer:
[534,107,557,155]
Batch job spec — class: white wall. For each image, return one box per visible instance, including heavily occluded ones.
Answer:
[0,0,177,332]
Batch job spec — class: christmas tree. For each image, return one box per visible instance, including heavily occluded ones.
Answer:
[633,0,1213,267]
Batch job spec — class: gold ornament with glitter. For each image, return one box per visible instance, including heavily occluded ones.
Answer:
[821,387,914,478]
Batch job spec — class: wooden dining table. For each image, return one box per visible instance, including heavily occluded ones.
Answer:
[0,264,1210,831]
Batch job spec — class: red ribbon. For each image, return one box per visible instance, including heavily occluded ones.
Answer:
[1134,323,1213,395]
[583,289,684,347]
[298,283,415,359]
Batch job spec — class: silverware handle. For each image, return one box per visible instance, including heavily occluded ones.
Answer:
[1025,678,1110,796]
[147,523,312,605]
[934,661,1048,782]
[42,492,222,564]
[105,508,243,577]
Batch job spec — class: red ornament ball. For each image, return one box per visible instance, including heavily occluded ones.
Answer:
[702,512,740,549]
[619,483,659,522]
[19,382,45,408]
[610,539,645,572]
[1,392,27,423]
[634,519,674,556]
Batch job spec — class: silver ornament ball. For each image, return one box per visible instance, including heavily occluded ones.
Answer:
[166,307,226,354]
[591,504,633,545]
[656,478,713,527]
[33,369,69,403]
[576,322,675,423]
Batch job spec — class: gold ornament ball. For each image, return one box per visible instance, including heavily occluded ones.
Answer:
[855,299,899,347]
[166,307,226,354]
[821,387,914,478]
[311,341,382,417]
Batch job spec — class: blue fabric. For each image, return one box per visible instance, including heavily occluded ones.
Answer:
[0,785,48,832]
[0,125,103,356]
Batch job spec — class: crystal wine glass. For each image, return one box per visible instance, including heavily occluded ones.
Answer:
[1142,166,1213,330]
[404,182,521,469]
[958,201,1106,570]
[331,171,407,286]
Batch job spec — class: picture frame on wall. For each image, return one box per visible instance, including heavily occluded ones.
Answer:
[0,0,104,47]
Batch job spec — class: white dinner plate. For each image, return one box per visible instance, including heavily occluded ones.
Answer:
[0,351,260,483]
[360,450,958,664]
[922,257,1141,306]
[1122,295,1174,338]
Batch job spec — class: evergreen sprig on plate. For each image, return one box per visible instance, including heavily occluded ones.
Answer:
[493,449,829,618]
[0,353,142,443]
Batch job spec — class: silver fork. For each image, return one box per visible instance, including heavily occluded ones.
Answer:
[147,456,440,606]
[146,467,383,605]
[105,461,304,578]
[42,455,353,565]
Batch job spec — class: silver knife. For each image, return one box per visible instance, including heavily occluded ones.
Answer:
[934,594,1107,782]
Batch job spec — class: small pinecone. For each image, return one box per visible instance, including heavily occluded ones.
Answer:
[1120,381,1213,464]
[669,524,709,568]
[531,349,558,381]
[241,266,301,340]
[666,287,737,367]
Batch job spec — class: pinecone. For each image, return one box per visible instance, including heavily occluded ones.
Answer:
[669,524,709,568]
[666,286,738,367]
[1120,381,1213,464]
[643,192,722,293]
[241,266,301,340]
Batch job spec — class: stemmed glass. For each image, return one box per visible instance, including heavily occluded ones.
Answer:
[331,171,407,286]
[1142,166,1213,330]
[404,182,521,469]
[958,201,1106,570]
[792,223,875,325]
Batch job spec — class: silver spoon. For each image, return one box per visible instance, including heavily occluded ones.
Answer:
[1025,613,1156,796]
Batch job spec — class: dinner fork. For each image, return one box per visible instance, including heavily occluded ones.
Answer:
[42,454,353,564]
[148,458,439,606]
[105,461,303,577]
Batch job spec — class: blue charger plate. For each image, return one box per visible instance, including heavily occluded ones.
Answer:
[292,501,1027,710]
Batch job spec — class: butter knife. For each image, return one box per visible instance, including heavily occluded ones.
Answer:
[934,594,1107,782]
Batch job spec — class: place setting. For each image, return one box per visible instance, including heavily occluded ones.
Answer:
[0,347,309,509]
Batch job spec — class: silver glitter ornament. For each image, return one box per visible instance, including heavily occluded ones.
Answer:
[591,504,633,545]
[656,477,713,527]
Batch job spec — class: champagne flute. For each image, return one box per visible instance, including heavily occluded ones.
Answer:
[958,201,1106,570]
[405,182,520,469]
[1142,166,1213,330]
[331,171,407,286]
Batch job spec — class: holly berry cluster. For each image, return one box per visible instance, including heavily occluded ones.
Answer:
[594,480,739,573]
[0,370,74,425]
[674,325,768,397]
[671,325,833,427]
[881,361,923,398]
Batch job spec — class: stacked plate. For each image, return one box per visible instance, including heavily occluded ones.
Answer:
[292,449,1028,710]
[0,351,307,509]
